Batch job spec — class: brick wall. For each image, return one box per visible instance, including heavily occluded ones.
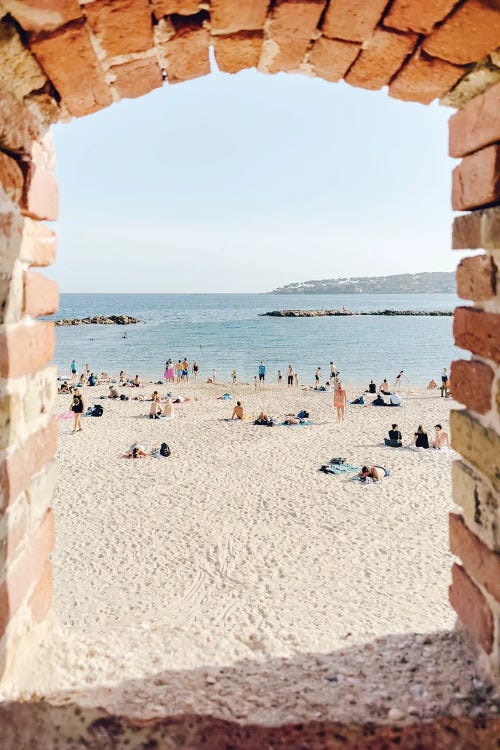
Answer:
[0,92,58,681]
[449,81,500,679]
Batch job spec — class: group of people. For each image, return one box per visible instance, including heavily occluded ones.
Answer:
[384,423,449,449]
[164,359,200,384]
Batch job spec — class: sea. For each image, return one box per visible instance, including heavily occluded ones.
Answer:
[49,293,464,386]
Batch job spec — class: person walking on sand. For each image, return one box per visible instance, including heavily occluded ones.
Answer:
[70,388,85,433]
[258,361,266,383]
[393,370,404,391]
[334,381,347,422]
[192,360,199,380]
[231,369,237,384]
[278,370,282,383]
[70,359,77,383]
[287,364,294,387]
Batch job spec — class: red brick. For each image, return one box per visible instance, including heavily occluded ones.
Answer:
[267,0,325,74]
[0,420,57,513]
[0,321,55,380]
[345,28,416,91]
[0,152,24,205]
[452,144,500,211]
[210,0,269,34]
[21,163,59,221]
[2,0,82,32]
[85,0,154,57]
[423,0,500,66]
[450,359,494,414]
[28,559,52,624]
[389,50,465,104]
[213,31,263,74]
[384,0,458,35]
[448,563,494,654]
[309,37,360,83]
[30,23,112,118]
[151,0,200,20]
[162,19,209,83]
[111,58,163,99]
[0,500,28,568]
[0,509,54,639]
[456,254,497,302]
[23,270,59,318]
[450,512,500,602]
[449,83,500,159]
[22,220,56,267]
[454,306,500,364]
[322,0,388,43]
[452,207,500,250]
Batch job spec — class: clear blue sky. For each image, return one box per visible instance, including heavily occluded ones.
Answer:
[50,61,461,293]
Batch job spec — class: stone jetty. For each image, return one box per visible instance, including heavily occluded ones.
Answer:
[54,315,140,326]
[260,309,452,317]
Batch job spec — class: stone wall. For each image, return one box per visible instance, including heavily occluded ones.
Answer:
[0,0,499,693]
[449,81,500,679]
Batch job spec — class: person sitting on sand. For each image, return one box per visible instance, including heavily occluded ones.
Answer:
[133,375,141,387]
[372,394,386,406]
[123,446,148,459]
[385,424,402,447]
[378,379,391,395]
[414,425,429,449]
[358,465,385,481]
[79,373,86,386]
[350,394,365,405]
[149,394,161,419]
[254,410,273,426]
[368,380,377,394]
[162,397,173,418]
[108,385,119,399]
[284,414,301,425]
[232,401,244,420]
[433,424,449,449]
[58,381,71,394]
[427,378,438,389]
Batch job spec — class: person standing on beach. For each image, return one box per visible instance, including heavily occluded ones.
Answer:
[231,369,237,384]
[333,381,347,422]
[315,367,321,385]
[287,365,294,386]
[278,370,282,383]
[175,360,183,383]
[70,360,77,383]
[212,368,216,384]
[258,362,266,383]
[294,371,299,387]
[254,375,258,391]
[330,362,337,381]
[441,367,448,397]
[393,370,404,391]
[192,361,199,380]
[70,388,84,433]
[182,358,189,383]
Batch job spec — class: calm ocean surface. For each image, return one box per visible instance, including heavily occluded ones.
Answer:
[50,293,463,385]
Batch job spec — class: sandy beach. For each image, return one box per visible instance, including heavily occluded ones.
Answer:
[9,379,463,704]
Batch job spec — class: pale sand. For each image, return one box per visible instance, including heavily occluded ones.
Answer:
[8,381,478,720]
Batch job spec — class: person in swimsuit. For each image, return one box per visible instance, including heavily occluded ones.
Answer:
[192,361,199,380]
[133,375,140,387]
[108,385,119,399]
[294,371,299,387]
[330,362,337,381]
[334,381,347,422]
[149,394,161,419]
[70,388,84,433]
[358,466,385,481]
[182,358,189,383]
[231,369,237,384]
[427,379,437,389]
[162,397,173,418]
[393,370,404,391]
[232,401,244,420]
[433,424,449,449]
[278,370,282,383]
[123,446,148,458]
[70,360,77,383]
[379,379,391,394]
[287,365,294,386]
[315,367,321,385]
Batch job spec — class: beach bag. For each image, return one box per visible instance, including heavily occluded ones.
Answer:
[160,442,171,457]
[120,394,129,401]
[297,410,309,419]
[92,404,104,417]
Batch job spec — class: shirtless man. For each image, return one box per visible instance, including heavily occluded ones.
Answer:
[358,465,385,481]
[231,401,244,420]
[433,424,449,449]
[315,367,321,385]
[379,379,390,394]
[182,358,189,383]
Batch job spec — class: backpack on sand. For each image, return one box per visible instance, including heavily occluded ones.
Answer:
[92,404,104,417]
[160,442,171,457]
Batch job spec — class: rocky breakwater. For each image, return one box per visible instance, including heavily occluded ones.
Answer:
[260,309,453,317]
[55,315,140,326]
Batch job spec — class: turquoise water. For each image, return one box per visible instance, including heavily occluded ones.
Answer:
[50,293,463,385]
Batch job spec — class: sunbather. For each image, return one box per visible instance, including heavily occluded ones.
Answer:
[123,446,148,458]
[231,401,245,420]
[357,465,385,481]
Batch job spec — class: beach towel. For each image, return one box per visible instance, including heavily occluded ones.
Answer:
[320,462,359,475]
[58,412,74,420]
[218,393,232,400]
[280,420,311,426]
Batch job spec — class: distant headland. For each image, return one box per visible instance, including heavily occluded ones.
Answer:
[270,271,455,295]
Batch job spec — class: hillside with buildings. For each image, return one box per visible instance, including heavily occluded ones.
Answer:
[270,272,455,294]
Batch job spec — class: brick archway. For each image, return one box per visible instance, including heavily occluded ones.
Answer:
[0,0,499,741]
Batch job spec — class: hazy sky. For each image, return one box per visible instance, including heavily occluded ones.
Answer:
[50,59,461,293]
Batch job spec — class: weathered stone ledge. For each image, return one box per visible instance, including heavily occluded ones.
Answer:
[260,309,453,318]
[54,315,139,326]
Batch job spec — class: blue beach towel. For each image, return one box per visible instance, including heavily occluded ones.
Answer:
[320,462,359,475]
[280,419,311,426]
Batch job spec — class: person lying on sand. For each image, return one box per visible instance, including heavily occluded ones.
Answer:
[254,411,274,426]
[433,424,449,449]
[123,446,148,458]
[358,466,385,481]
[232,401,245,420]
